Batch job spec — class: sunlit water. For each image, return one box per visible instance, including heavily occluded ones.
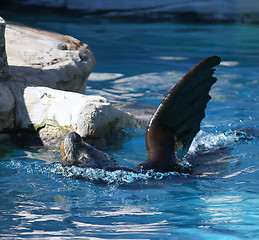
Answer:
[0,11,259,239]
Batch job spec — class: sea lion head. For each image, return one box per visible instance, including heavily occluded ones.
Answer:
[60,132,83,166]
[60,132,117,169]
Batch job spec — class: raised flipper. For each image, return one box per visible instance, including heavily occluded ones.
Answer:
[135,56,221,173]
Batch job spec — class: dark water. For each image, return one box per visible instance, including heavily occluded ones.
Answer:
[0,11,259,239]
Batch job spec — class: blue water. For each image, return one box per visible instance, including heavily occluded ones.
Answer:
[0,12,259,239]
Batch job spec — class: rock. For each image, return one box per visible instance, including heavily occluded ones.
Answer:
[0,16,135,148]
[0,17,10,81]
[8,82,136,148]
[5,0,259,23]
[5,23,95,93]
[0,83,15,131]
[38,125,72,148]
[0,18,14,132]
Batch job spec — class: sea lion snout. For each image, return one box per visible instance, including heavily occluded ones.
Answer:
[60,132,134,171]
[60,132,113,168]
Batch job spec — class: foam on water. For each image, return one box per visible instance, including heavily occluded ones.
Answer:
[188,130,238,154]
[188,129,255,155]
[53,164,188,185]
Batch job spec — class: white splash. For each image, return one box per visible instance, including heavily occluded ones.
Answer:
[52,164,187,185]
[188,130,240,154]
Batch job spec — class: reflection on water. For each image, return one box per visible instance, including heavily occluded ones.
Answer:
[91,205,162,217]
[87,71,182,103]
[72,220,170,237]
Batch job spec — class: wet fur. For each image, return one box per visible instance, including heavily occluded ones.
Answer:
[61,132,135,172]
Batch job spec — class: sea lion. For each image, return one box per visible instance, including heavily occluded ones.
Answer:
[60,56,221,174]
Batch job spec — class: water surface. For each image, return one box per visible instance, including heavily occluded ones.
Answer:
[0,11,259,239]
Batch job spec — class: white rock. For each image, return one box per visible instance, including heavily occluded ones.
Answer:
[5,23,95,93]
[8,82,135,142]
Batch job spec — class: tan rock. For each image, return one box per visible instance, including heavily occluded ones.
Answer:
[5,23,95,93]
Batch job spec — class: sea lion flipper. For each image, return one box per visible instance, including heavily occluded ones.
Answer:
[137,56,221,172]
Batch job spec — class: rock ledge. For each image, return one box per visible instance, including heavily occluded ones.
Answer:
[0,17,136,148]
